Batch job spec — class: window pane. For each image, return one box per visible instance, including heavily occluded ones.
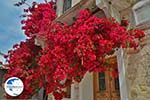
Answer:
[133,1,150,25]
[99,72,106,91]
[99,72,105,79]
[63,0,72,12]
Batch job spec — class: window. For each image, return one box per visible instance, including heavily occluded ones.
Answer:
[133,0,150,25]
[98,72,106,91]
[63,0,72,13]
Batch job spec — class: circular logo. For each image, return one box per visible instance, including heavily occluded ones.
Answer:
[4,77,24,97]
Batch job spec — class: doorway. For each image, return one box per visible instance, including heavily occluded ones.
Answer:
[93,56,120,100]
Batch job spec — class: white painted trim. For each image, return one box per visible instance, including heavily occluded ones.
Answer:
[116,48,129,100]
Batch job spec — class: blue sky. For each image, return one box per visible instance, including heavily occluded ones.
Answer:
[0,0,25,53]
[0,0,44,62]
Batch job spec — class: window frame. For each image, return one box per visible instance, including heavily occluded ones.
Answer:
[63,0,72,13]
[132,0,150,25]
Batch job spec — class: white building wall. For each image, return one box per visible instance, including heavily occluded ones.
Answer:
[71,82,79,100]
[79,72,94,100]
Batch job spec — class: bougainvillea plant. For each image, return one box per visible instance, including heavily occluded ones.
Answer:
[4,0,145,100]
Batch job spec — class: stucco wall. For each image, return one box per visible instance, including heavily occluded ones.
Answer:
[124,30,150,100]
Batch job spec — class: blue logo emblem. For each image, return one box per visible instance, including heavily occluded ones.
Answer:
[4,77,24,97]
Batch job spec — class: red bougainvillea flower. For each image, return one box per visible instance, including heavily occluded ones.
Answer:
[5,38,42,99]
[5,1,145,99]
[21,1,56,37]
